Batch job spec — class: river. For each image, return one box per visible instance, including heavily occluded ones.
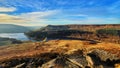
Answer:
[0,33,29,41]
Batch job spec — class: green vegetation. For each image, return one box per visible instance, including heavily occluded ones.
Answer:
[25,29,93,40]
[0,37,22,46]
[96,28,120,36]
[0,40,12,46]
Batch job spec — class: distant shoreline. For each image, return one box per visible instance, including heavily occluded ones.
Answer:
[0,33,29,41]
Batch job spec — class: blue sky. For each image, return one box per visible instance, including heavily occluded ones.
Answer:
[0,0,120,26]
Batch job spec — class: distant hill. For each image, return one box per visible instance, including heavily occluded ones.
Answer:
[0,24,31,33]
[27,26,43,30]
[25,24,120,43]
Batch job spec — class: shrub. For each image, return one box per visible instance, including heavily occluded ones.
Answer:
[96,28,120,36]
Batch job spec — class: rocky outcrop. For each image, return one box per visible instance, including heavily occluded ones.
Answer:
[0,40,120,68]
[0,49,120,68]
[0,53,58,68]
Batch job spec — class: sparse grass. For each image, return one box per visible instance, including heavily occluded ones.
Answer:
[0,40,120,68]
[0,40,12,46]
[0,40,120,60]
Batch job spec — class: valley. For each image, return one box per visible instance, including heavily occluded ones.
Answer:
[0,24,120,68]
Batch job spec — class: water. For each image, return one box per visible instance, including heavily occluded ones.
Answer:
[0,33,29,41]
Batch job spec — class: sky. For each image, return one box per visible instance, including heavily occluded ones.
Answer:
[0,0,120,26]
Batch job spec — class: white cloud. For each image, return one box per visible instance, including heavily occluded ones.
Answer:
[20,10,59,19]
[0,7,16,12]
[0,14,27,23]
[47,17,120,25]
[0,9,119,26]
[74,17,120,24]
[19,10,60,23]
[0,10,60,26]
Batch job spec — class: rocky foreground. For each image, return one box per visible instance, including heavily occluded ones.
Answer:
[0,40,120,68]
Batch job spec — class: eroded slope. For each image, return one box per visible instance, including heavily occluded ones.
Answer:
[0,40,120,68]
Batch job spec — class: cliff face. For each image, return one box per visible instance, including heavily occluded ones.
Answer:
[25,24,120,44]
[43,24,120,31]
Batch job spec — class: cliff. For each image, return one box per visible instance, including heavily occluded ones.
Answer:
[25,24,120,44]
